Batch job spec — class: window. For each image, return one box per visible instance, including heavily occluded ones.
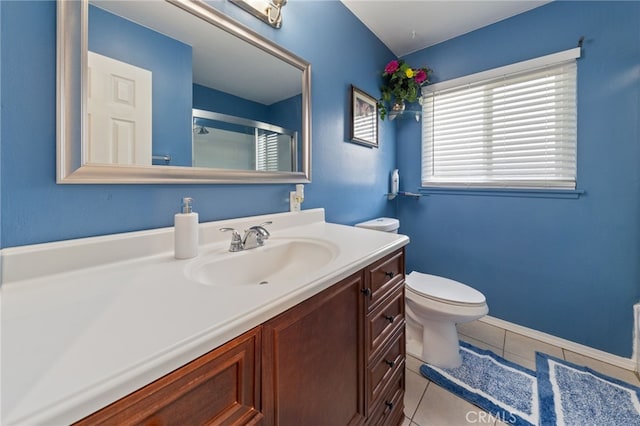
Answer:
[422,49,579,190]
[256,130,280,171]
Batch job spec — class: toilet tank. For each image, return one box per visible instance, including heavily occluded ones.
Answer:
[355,217,399,233]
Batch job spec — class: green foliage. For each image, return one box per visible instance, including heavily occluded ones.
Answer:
[378,59,432,120]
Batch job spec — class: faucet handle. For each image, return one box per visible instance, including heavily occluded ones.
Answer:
[220,227,240,237]
[220,227,243,252]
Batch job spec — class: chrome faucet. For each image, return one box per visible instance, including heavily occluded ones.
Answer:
[242,223,271,250]
[220,221,272,252]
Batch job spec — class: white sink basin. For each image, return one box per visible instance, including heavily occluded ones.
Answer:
[186,238,339,286]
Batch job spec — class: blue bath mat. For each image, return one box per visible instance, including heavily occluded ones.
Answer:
[420,341,538,426]
[536,353,640,426]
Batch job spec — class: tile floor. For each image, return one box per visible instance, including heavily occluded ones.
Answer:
[402,320,640,426]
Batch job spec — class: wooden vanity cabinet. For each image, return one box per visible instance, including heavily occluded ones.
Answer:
[260,248,406,426]
[261,271,366,426]
[76,248,406,426]
[75,327,262,426]
[363,249,406,424]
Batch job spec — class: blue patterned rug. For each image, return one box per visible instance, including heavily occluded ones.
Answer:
[420,341,640,425]
[420,341,538,426]
[537,353,640,425]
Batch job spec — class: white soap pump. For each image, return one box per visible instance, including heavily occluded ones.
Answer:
[290,184,304,212]
[174,197,199,259]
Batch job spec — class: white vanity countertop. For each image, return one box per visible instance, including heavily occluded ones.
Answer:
[1,209,409,425]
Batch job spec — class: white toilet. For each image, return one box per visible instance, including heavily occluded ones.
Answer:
[355,217,489,368]
[405,271,488,367]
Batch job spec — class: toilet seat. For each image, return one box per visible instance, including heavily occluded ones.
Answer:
[406,271,486,307]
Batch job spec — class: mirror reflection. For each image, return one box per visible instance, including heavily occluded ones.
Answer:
[192,109,297,172]
[88,0,303,172]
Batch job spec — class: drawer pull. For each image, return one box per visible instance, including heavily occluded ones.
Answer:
[385,401,394,410]
[384,315,395,323]
[361,288,372,297]
[384,359,395,368]
[384,271,395,279]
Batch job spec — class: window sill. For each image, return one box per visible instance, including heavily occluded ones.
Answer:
[418,187,585,199]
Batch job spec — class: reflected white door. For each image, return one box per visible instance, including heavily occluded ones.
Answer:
[87,51,152,165]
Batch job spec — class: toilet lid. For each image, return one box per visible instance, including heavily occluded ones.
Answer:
[354,217,399,232]
[406,271,486,306]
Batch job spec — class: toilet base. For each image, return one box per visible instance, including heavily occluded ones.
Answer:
[421,319,463,368]
[406,315,463,368]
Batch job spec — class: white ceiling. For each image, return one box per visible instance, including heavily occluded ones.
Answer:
[91,1,553,104]
[341,0,552,57]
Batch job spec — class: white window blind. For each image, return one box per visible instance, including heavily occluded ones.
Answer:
[422,49,579,189]
[256,131,279,171]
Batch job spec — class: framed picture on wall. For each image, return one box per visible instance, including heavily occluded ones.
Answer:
[350,85,378,148]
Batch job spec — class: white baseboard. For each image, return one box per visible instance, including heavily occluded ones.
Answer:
[480,315,637,372]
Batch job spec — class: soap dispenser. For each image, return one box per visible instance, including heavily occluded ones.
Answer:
[175,197,199,259]
[391,169,400,195]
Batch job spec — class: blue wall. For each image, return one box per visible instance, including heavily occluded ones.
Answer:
[193,83,269,122]
[193,86,301,135]
[0,0,396,248]
[397,1,640,357]
[269,94,302,137]
[89,5,193,167]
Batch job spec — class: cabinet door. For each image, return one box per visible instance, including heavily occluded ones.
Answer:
[262,272,366,426]
[75,327,262,426]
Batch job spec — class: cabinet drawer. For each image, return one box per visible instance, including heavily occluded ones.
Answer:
[75,327,262,426]
[365,285,405,360]
[366,367,405,426]
[367,329,405,410]
[365,249,404,311]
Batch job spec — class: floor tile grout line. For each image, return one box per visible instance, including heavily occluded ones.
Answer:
[411,374,431,425]
[409,379,430,424]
